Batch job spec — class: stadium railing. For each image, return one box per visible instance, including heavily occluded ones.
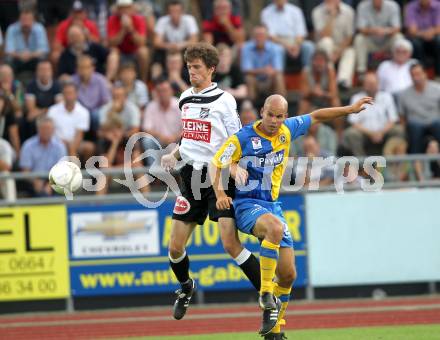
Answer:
[1,154,440,205]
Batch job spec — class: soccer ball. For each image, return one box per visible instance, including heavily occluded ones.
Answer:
[49,161,83,195]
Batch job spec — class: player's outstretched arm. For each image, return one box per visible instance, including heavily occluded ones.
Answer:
[310,96,373,125]
[208,162,233,211]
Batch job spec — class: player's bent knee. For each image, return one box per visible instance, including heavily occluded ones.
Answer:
[221,238,242,258]
[257,214,283,238]
[219,220,243,257]
[289,267,297,283]
[266,217,284,242]
[168,243,186,260]
[220,232,241,257]
[222,243,236,257]
[169,248,185,260]
[278,268,297,286]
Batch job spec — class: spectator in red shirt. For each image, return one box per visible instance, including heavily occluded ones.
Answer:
[202,0,245,47]
[107,0,149,82]
[52,1,100,63]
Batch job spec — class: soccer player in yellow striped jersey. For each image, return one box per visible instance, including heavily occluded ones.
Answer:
[211,94,373,338]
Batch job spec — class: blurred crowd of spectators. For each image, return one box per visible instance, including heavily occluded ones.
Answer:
[1,0,440,199]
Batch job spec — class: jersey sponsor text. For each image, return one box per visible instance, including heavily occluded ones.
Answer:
[182,119,212,142]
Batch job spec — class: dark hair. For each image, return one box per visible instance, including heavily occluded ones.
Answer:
[19,7,34,16]
[166,50,182,60]
[409,61,424,73]
[37,58,51,66]
[216,42,230,54]
[167,0,183,9]
[312,49,329,63]
[184,43,219,69]
[152,75,170,87]
[253,23,268,31]
[119,61,137,72]
[61,81,77,92]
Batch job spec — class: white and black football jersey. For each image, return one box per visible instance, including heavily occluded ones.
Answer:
[178,82,241,169]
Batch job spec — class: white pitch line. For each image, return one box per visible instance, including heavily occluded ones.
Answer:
[1,304,440,329]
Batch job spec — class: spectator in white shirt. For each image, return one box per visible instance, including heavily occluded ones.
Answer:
[377,38,415,95]
[261,0,315,70]
[47,82,90,157]
[153,0,199,67]
[97,82,145,195]
[343,72,404,155]
[98,82,141,138]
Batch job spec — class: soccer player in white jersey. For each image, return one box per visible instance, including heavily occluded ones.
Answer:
[161,43,261,320]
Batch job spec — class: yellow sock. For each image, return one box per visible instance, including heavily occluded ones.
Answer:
[272,283,291,333]
[260,240,280,294]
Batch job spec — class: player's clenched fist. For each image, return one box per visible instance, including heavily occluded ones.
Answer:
[161,153,178,172]
[216,195,233,210]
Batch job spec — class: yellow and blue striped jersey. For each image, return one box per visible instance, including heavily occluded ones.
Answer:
[213,114,312,202]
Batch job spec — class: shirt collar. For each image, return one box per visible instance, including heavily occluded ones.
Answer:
[192,82,218,95]
[79,73,97,85]
[275,4,285,12]
[252,40,268,51]
[36,78,53,91]
[18,24,34,35]
[38,136,55,146]
[64,101,78,113]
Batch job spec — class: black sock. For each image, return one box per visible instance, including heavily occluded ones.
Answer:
[169,253,190,285]
[239,253,261,291]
